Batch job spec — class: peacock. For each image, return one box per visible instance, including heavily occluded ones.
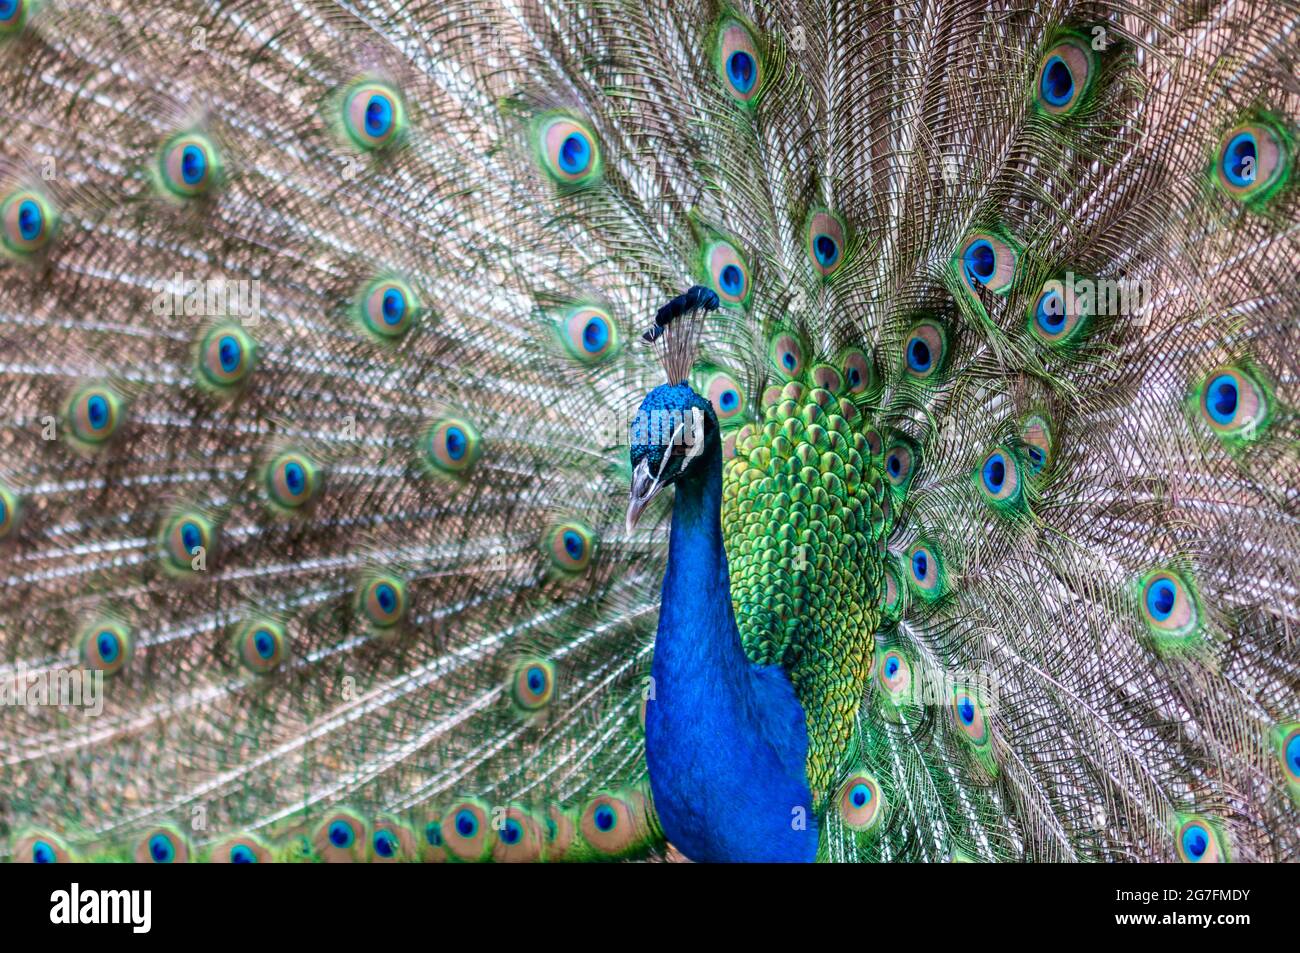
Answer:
[0,0,1297,864]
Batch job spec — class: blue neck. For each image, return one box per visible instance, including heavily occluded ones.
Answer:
[644,443,819,862]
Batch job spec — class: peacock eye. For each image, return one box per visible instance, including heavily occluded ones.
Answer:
[357,277,419,340]
[33,840,57,863]
[424,820,443,846]
[197,323,256,389]
[840,349,874,395]
[768,332,804,379]
[162,511,214,572]
[0,0,29,33]
[328,818,357,849]
[546,521,596,574]
[956,231,1017,296]
[342,80,407,150]
[907,540,944,598]
[580,792,642,856]
[1029,278,1090,345]
[1175,817,1222,863]
[704,370,746,422]
[1280,726,1300,783]
[359,574,408,629]
[512,657,555,711]
[837,772,885,831]
[716,20,762,103]
[806,210,846,276]
[1020,413,1054,475]
[148,833,175,863]
[80,620,133,675]
[951,690,990,747]
[976,447,1024,511]
[230,844,256,863]
[67,383,124,447]
[158,132,221,198]
[1197,365,1269,439]
[2,188,57,255]
[425,417,482,476]
[372,830,399,858]
[883,435,917,491]
[1139,570,1197,634]
[903,321,947,380]
[1215,121,1289,203]
[264,450,321,512]
[456,809,478,837]
[1035,38,1096,116]
[704,239,750,306]
[234,618,288,674]
[537,114,601,186]
[558,305,619,363]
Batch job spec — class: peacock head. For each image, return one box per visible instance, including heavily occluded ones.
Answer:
[625,382,719,531]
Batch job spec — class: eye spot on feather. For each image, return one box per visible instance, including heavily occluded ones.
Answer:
[840,349,873,395]
[66,383,124,448]
[558,305,619,363]
[580,791,644,856]
[906,540,944,599]
[951,688,991,747]
[1020,414,1053,475]
[0,0,30,33]
[716,20,762,103]
[424,417,481,476]
[903,321,946,381]
[233,618,288,674]
[1197,365,1269,440]
[263,451,321,512]
[342,80,407,150]
[704,369,746,423]
[79,619,133,675]
[157,132,222,198]
[1175,817,1223,863]
[877,648,912,704]
[806,210,846,276]
[196,323,256,389]
[492,807,544,862]
[837,772,885,832]
[357,573,408,629]
[956,232,1016,297]
[511,657,555,711]
[441,799,492,861]
[314,811,366,862]
[135,827,189,864]
[546,521,596,573]
[15,831,70,864]
[769,332,804,379]
[1029,278,1090,345]
[210,834,271,864]
[1279,726,1300,785]
[1035,38,1095,116]
[160,511,215,573]
[976,448,1024,511]
[1215,121,1289,203]
[1139,570,1198,637]
[704,239,750,306]
[537,114,601,186]
[1,188,58,255]
[356,277,419,340]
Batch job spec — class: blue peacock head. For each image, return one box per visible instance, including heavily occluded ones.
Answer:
[626,382,719,530]
[625,287,723,530]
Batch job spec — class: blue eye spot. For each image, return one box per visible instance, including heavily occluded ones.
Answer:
[594,805,617,832]
[1287,734,1300,775]
[444,426,466,460]
[97,631,119,663]
[1223,133,1257,187]
[148,834,174,863]
[1027,446,1044,470]
[782,351,796,370]
[720,264,744,296]
[1040,56,1074,106]
[381,288,405,324]
[424,821,442,846]
[964,239,995,284]
[912,551,928,581]
[558,133,590,175]
[887,453,901,477]
[253,629,276,659]
[32,840,56,864]
[847,367,861,387]
[180,521,202,554]
[217,335,241,372]
[373,830,398,858]
[1146,579,1175,620]
[982,454,1006,492]
[365,95,393,137]
[719,389,738,411]
[885,657,899,677]
[180,144,206,185]
[87,394,109,430]
[17,199,42,241]
[455,809,478,838]
[814,234,839,267]
[850,783,872,808]
[958,697,975,725]
[284,462,305,495]
[1206,375,1238,424]
[1182,825,1208,860]
[726,50,756,93]
[230,844,256,863]
[527,666,546,694]
[581,317,609,352]
[375,583,396,613]
[907,338,931,372]
[328,820,355,848]
[1036,291,1066,332]
[501,819,522,845]
[563,530,583,560]
[0,0,18,21]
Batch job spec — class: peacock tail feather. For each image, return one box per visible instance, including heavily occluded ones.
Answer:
[0,0,1297,862]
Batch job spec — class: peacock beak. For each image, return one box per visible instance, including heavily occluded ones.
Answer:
[626,458,664,532]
